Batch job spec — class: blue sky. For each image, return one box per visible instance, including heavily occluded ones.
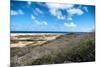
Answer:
[11,1,95,32]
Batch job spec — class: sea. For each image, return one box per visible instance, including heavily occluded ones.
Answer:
[10,31,90,36]
[11,31,68,36]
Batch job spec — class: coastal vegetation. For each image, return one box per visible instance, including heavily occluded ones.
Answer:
[11,32,95,66]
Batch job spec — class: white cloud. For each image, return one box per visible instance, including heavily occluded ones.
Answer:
[34,20,41,25]
[49,9,65,20]
[31,15,48,26]
[33,10,38,16]
[64,22,77,28]
[45,3,85,20]
[66,6,85,21]
[35,8,43,14]
[65,4,74,9]
[32,8,43,16]
[67,8,84,16]
[67,17,73,21]
[46,3,74,10]
[46,3,65,9]
[57,15,65,20]
[11,10,18,16]
[11,9,24,16]
[45,3,87,21]
[31,15,40,25]
[46,3,67,20]
[35,20,48,26]
[42,21,48,25]
[83,7,88,12]
[49,9,56,16]
[18,9,24,15]
[27,1,32,6]
[31,15,36,20]
[48,8,65,20]
[57,11,65,20]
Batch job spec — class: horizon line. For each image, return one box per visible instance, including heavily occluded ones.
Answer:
[10,31,93,33]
